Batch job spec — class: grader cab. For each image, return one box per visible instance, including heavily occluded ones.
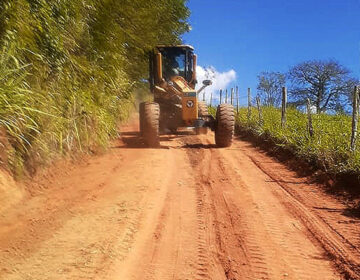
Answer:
[139,45,235,147]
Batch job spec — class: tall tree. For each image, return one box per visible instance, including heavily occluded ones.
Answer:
[257,71,285,107]
[288,60,357,113]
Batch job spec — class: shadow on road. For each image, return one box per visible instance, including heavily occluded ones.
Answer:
[115,129,218,151]
[114,130,196,150]
[183,143,217,149]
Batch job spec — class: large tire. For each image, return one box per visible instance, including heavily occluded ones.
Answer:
[198,101,209,117]
[196,101,209,135]
[142,102,160,147]
[158,103,181,134]
[215,104,235,147]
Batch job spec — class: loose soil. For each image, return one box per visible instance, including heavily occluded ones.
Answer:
[1,120,359,280]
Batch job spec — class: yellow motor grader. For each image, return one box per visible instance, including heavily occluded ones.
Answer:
[139,45,234,147]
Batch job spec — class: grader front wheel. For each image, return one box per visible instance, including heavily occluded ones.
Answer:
[215,104,235,147]
[139,102,160,147]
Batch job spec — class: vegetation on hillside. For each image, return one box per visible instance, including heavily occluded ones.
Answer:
[0,0,189,174]
[235,106,360,176]
[248,59,359,177]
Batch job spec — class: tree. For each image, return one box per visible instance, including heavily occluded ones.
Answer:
[0,0,190,171]
[288,60,358,113]
[257,71,285,107]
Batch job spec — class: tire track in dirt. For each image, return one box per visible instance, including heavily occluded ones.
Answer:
[184,137,253,280]
[240,142,360,279]
[194,184,212,280]
[188,134,341,280]
[0,148,167,280]
[209,151,272,280]
[0,123,353,280]
[112,138,227,280]
[0,122,182,280]
[184,142,228,280]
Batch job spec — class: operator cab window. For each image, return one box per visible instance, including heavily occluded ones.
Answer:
[186,52,193,82]
[161,48,187,81]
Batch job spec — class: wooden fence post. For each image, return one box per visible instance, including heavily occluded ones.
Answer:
[256,96,263,126]
[247,88,251,120]
[231,88,234,105]
[203,91,205,102]
[306,98,314,137]
[210,92,213,108]
[236,86,239,114]
[281,87,287,128]
[225,89,228,103]
[350,86,359,151]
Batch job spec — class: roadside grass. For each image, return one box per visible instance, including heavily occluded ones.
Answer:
[209,104,360,176]
[0,51,134,175]
[0,0,189,176]
[235,106,360,176]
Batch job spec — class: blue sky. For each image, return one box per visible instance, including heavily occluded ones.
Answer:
[183,0,360,105]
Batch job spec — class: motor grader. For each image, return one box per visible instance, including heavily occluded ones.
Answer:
[139,45,235,147]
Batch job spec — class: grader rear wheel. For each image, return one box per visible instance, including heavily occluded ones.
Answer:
[196,101,209,135]
[140,102,160,147]
[215,104,235,147]
[198,101,209,117]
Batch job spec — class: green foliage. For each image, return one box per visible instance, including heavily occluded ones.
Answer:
[208,105,216,117]
[0,0,189,174]
[236,106,360,175]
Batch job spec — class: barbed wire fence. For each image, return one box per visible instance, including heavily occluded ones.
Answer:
[203,85,360,152]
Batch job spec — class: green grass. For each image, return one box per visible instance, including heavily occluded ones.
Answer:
[235,106,360,175]
[0,0,189,176]
[0,50,134,175]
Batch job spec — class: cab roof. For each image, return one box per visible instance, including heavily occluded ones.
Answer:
[156,44,194,51]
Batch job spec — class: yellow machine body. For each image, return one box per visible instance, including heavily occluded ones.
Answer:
[143,45,233,148]
[149,45,200,127]
[170,76,198,124]
[181,93,197,125]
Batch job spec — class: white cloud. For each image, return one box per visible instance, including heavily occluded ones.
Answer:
[195,66,236,103]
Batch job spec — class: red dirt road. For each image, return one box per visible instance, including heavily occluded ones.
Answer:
[1,121,360,280]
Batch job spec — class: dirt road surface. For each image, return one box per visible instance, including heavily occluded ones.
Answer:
[1,121,360,280]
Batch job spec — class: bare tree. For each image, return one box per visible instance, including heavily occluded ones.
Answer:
[288,60,358,113]
[257,71,285,107]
